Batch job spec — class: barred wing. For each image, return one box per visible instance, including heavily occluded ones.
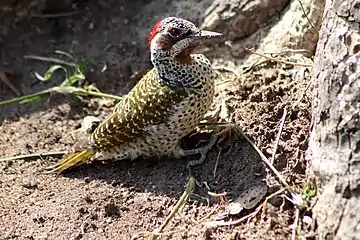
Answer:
[90,68,188,150]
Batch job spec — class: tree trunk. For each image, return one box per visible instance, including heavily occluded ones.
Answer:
[307,0,360,239]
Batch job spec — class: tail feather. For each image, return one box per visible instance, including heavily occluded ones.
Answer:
[46,149,96,173]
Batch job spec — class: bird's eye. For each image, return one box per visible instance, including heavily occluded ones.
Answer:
[168,27,181,38]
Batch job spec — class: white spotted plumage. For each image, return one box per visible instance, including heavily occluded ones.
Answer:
[95,54,215,161]
[47,17,222,173]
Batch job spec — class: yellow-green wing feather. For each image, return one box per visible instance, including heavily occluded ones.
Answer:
[90,68,188,150]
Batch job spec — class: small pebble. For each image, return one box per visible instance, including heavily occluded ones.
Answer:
[78,207,87,214]
[84,195,93,203]
[84,177,90,183]
[228,202,243,215]
[302,215,313,226]
[22,180,38,189]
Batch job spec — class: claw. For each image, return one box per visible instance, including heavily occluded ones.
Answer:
[173,134,219,167]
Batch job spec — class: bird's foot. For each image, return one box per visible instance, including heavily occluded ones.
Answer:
[173,98,238,167]
[173,134,219,166]
[173,133,219,166]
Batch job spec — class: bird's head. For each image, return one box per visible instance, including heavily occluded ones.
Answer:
[148,17,222,64]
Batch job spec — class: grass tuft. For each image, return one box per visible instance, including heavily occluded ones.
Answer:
[0,51,123,106]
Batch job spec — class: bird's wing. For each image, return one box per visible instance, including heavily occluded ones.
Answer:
[90,68,188,150]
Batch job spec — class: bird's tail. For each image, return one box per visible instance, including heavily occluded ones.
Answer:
[46,149,96,173]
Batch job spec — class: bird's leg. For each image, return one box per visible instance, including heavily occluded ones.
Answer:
[173,133,219,166]
[172,98,236,167]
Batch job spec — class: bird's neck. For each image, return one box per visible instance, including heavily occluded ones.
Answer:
[151,50,193,88]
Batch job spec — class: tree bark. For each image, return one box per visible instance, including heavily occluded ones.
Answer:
[307,0,360,239]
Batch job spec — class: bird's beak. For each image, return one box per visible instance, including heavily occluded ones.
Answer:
[188,30,223,40]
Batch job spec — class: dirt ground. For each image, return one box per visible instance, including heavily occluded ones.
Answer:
[0,0,313,239]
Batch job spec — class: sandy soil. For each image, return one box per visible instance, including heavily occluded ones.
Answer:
[0,0,312,239]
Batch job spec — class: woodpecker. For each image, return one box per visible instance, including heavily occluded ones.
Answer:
[48,17,223,173]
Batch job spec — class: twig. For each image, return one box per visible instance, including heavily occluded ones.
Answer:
[213,148,222,177]
[0,151,67,162]
[31,12,79,19]
[235,126,292,192]
[270,108,287,164]
[246,48,313,67]
[279,49,312,55]
[192,205,221,225]
[223,41,263,74]
[292,208,301,240]
[135,228,185,239]
[293,79,312,107]
[200,122,292,192]
[0,70,21,96]
[207,191,227,198]
[215,79,236,86]
[297,0,319,32]
[0,118,7,130]
[24,55,76,67]
[150,176,196,240]
[208,191,228,206]
[213,66,240,77]
[198,122,238,127]
[242,55,265,74]
[204,187,288,227]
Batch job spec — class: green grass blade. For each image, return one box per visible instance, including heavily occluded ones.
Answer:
[0,89,51,106]
[19,95,41,104]
[34,65,68,82]
[54,50,74,59]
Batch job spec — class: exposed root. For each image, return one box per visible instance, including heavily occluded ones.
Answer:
[0,70,21,96]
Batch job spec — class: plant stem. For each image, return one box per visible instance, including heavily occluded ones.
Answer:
[151,176,196,240]
[0,151,67,162]
[79,89,124,100]
[0,89,51,106]
[24,55,76,67]
[0,87,124,106]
